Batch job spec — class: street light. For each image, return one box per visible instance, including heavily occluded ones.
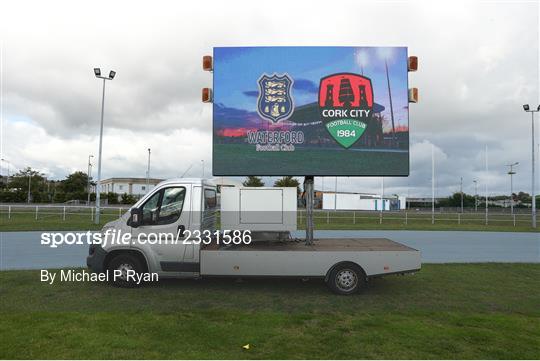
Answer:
[146,148,151,194]
[87,155,93,206]
[94,67,116,224]
[473,179,478,212]
[506,162,519,215]
[523,104,539,228]
[460,177,463,213]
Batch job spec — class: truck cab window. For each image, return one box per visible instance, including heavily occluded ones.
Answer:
[157,187,186,225]
[141,191,161,225]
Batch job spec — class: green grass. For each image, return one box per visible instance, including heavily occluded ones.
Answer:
[214,143,409,175]
[2,210,537,232]
[1,264,539,359]
[0,209,122,231]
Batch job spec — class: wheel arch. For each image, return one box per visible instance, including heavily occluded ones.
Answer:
[325,261,367,282]
[104,249,149,273]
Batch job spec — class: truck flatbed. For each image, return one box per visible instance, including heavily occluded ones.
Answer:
[200,238,420,278]
[218,238,416,252]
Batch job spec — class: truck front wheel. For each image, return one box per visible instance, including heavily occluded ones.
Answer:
[327,263,366,295]
[108,254,144,288]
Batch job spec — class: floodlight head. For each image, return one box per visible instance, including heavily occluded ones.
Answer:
[94,68,101,77]
[109,70,116,80]
[523,104,530,111]
[537,105,540,111]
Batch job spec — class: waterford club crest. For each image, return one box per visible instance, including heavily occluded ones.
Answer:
[257,73,294,123]
[318,73,374,148]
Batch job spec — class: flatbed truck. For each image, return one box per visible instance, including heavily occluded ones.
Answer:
[87,178,421,294]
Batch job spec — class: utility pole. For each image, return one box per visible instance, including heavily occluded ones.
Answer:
[381,177,385,212]
[146,148,151,193]
[460,177,463,213]
[87,155,93,205]
[485,145,489,225]
[506,162,518,215]
[27,172,31,203]
[201,159,205,178]
[473,180,478,212]
[431,144,435,224]
[334,176,338,210]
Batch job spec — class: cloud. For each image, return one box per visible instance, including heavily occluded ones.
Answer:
[0,0,538,198]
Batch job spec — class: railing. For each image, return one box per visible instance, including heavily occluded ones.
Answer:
[1,204,538,228]
[298,209,539,227]
[0,204,131,221]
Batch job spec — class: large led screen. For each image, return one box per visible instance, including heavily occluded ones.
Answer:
[212,46,410,176]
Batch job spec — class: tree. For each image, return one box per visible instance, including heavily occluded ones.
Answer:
[7,167,46,195]
[438,192,476,208]
[243,176,264,187]
[61,171,89,193]
[121,193,137,205]
[273,176,301,193]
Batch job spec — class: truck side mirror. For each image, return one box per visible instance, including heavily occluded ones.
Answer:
[130,208,142,228]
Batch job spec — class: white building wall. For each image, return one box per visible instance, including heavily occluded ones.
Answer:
[322,193,393,211]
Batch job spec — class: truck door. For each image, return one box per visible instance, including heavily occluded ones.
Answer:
[131,185,197,273]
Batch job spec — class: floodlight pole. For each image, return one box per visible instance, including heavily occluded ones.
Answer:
[27,172,31,203]
[304,176,314,245]
[431,144,435,224]
[460,177,463,213]
[146,148,151,194]
[506,162,518,215]
[87,155,93,205]
[532,111,537,228]
[94,69,115,225]
[523,105,538,228]
[473,180,478,212]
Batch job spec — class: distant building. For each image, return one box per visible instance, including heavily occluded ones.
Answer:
[321,191,406,211]
[99,177,164,198]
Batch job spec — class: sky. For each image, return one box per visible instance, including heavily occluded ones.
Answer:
[0,0,538,198]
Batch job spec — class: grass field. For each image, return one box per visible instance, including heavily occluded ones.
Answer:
[213,143,409,175]
[1,264,539,359]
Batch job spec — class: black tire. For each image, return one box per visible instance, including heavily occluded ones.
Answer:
[107,254,144,288]
[326,263,366,295]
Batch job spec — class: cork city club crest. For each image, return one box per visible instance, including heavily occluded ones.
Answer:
[257,73,294,123]
[318,73,374,148]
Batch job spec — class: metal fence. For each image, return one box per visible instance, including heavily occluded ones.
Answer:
[0,204,131,222]
[1,204,538,228]
[298,209,539,227]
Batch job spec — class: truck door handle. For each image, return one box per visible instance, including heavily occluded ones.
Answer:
[177,225,185,239]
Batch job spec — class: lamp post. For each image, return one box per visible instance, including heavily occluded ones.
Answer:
[473,179,478,212]
[27,172,31,203]
[460,177,463,213]
[146,148,151,194]
[523,104,539,228]
[93,68,116,224]
[87,155,93,205]
[506,162,519,215]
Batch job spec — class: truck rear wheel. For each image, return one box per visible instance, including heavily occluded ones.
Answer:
[327,263,366,295]
[108,254,144,288]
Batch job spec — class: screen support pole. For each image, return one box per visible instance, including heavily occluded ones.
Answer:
[304,176,314,245]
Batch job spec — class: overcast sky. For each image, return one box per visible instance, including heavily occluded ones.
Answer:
[0,0,539,197]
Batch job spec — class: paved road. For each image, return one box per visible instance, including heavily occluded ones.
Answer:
[1,230,539,270]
